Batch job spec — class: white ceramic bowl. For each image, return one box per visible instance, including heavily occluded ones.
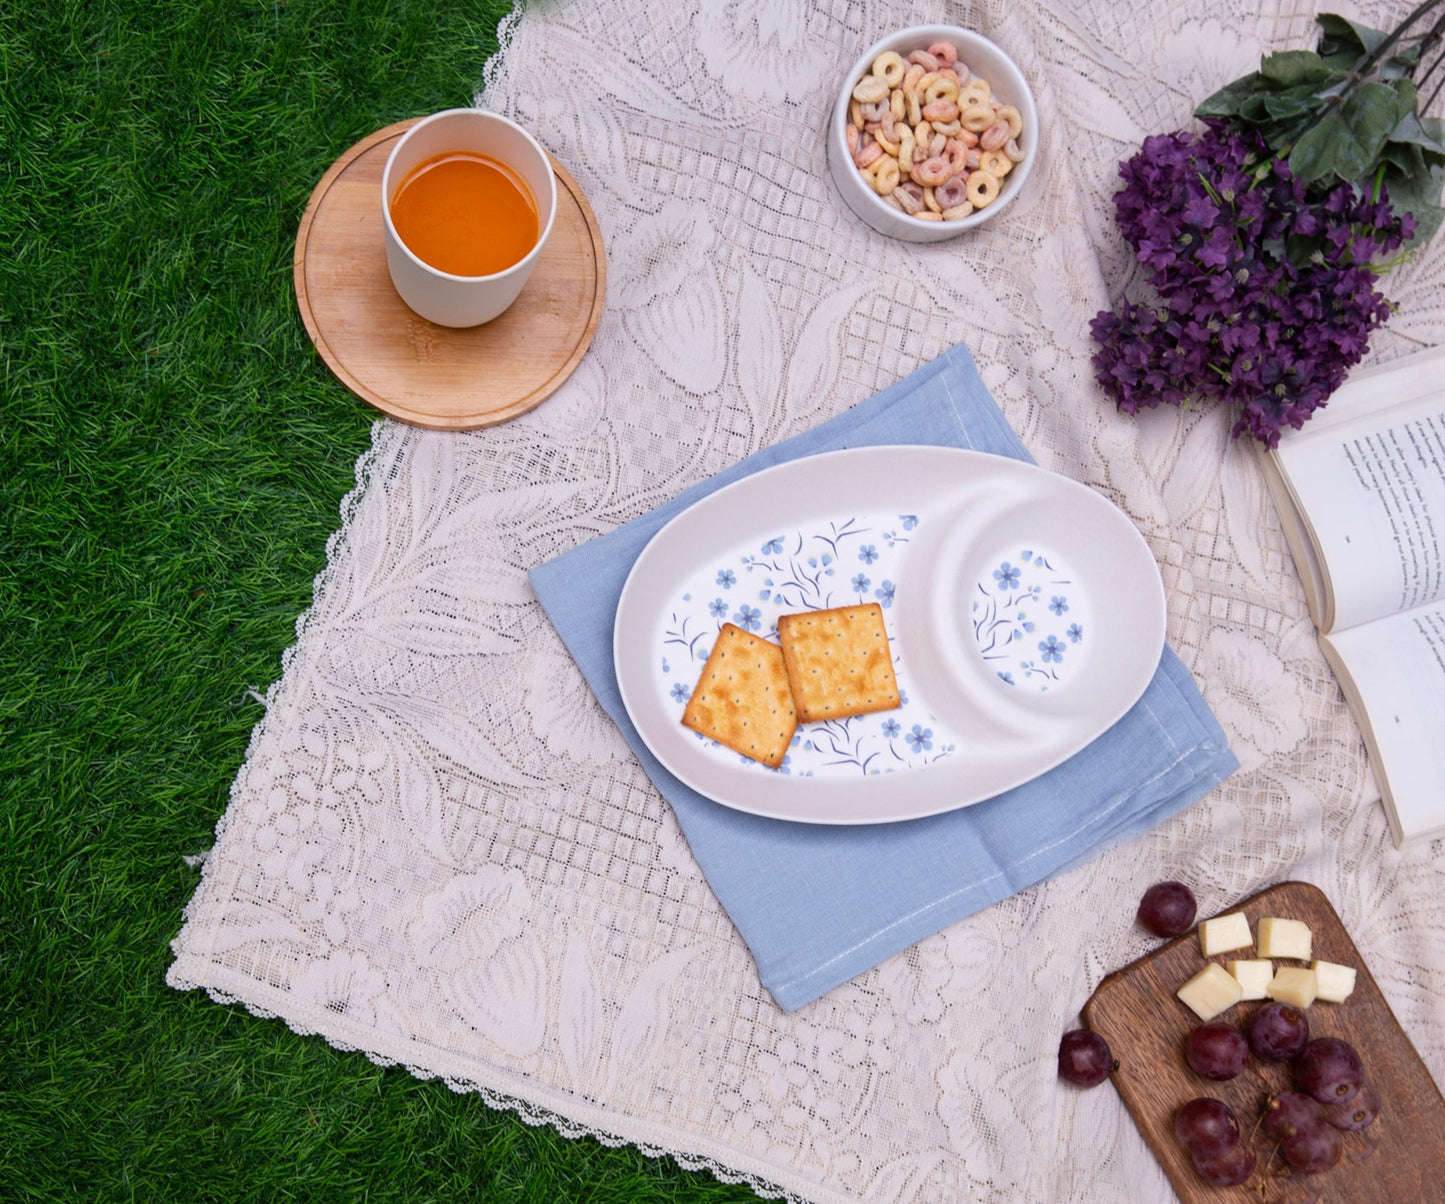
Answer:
[381,109,558,327]
[827,25,1038,243]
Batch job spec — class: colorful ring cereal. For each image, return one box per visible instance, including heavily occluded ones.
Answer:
[926,41,959,68]
[871,50,906,87]
[979,149,1013,178]
[847,38,1028,222]
[964,170,999,207]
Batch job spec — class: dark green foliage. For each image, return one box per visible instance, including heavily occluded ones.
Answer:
[0,2,764,1200]
[1193,6,1445,242]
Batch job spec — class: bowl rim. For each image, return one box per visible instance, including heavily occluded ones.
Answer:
[832,24,1037,234]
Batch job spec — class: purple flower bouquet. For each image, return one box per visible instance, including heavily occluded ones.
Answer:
[1092,6,1445,446]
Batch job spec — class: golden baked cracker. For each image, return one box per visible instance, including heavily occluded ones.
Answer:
[681,623,798,768]
[777,602,900,722]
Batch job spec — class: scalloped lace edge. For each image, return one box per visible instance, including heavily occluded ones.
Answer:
[165,966,802,1202]
[478,1,525,105]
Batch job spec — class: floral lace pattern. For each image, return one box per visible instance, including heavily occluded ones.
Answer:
[170,1,1445,1201]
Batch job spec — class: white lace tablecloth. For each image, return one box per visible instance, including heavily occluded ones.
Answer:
[169,1,1445,1199]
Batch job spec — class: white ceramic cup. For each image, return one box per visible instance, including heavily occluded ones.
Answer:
[381,109,558,327]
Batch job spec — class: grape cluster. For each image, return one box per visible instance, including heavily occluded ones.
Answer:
[1176,1015,1377,1185]
[1059,880,1381,1193]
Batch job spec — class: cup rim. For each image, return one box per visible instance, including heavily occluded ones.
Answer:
[832,25,1037,234]
[381,107,559,283]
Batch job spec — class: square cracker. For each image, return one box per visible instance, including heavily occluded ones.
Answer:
[777,602,900,723]
[681,623,798,768]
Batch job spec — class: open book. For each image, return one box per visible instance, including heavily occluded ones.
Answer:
[1259,343,1445,848]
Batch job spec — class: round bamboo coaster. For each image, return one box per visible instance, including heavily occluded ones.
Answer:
[294,118,606,430]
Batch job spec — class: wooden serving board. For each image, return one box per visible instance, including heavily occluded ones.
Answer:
[294,118,606,429]
[1083,881,1445,1203]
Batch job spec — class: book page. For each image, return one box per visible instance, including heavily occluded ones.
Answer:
[1256,447,1330,628]
[1277,398,1445,632]
[1321,605,1445,845]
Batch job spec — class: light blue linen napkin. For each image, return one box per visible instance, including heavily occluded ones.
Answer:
[529,344,1237,1012]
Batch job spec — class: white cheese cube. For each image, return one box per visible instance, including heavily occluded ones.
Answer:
[1198,912,1252,957]
[1311,960,1357,1003]
[1228,959,1274,1001]
[1257,917,1312,961]
[1177,963,1245,1021]
[1266,965,1318,1009]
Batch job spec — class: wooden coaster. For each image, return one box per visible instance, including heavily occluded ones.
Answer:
[294,118,606,429]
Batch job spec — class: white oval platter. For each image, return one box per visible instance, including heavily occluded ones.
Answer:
[613,446,1166,824]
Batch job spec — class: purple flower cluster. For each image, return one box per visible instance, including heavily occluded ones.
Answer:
[1090,123,1415,446]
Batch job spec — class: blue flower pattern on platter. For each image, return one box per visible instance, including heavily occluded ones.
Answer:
[971,547,1088,692]
[658,513,958,777]
[732,603,762,632]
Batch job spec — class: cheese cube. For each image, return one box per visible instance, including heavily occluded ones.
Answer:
[1311,960,1357,1003]
[1178,963,1245,1021]
[1198,912,1252,957]
[1257,917,1312,961]
[1266,965,1318,1009]
[1228,959,1274,1001]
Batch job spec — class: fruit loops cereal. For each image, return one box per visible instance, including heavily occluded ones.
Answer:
[847,41,1027,220]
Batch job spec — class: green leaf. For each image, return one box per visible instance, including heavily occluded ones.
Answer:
[1195,73,1267,119]
[1319,47,1363,71]
[1393,77,1419,119]
[1290,111,1349,182]
[1376,52,1422,81]
[1315,14,1419,77]
[1391,107,1445,156]
[1315,13,1376,60]
[1380,140,1421,176]
[1384,162,1445,245]
[1262,93,1320,122]
[1422,117,1445,168]
[1260,50,1335,86]
[1332,81,1407,179]
[1288,81,1400,184]
[1238,93,1277,123]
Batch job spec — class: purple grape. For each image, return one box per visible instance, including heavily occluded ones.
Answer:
[1185,1021,1249,1080]
[1264,1090,1326,1142]
[1324,1081,1379,1131]
[1192,1140,1257,1188]
[1248,1001,1310,1062]
[1173,1097,1240,1158]
[1280,1117,1344,1173]
[1295,1036,1364,1105]
[1058,1029,1114,1088]
[1137,880,1198,937]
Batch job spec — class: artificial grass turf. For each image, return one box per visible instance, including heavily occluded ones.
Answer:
[0,2,766,1201]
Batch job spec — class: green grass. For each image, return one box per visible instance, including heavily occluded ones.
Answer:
[0,2,765,1200]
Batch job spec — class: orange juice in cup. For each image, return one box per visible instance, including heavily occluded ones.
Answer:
[381,109,557,327]
[389,151,539,277]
